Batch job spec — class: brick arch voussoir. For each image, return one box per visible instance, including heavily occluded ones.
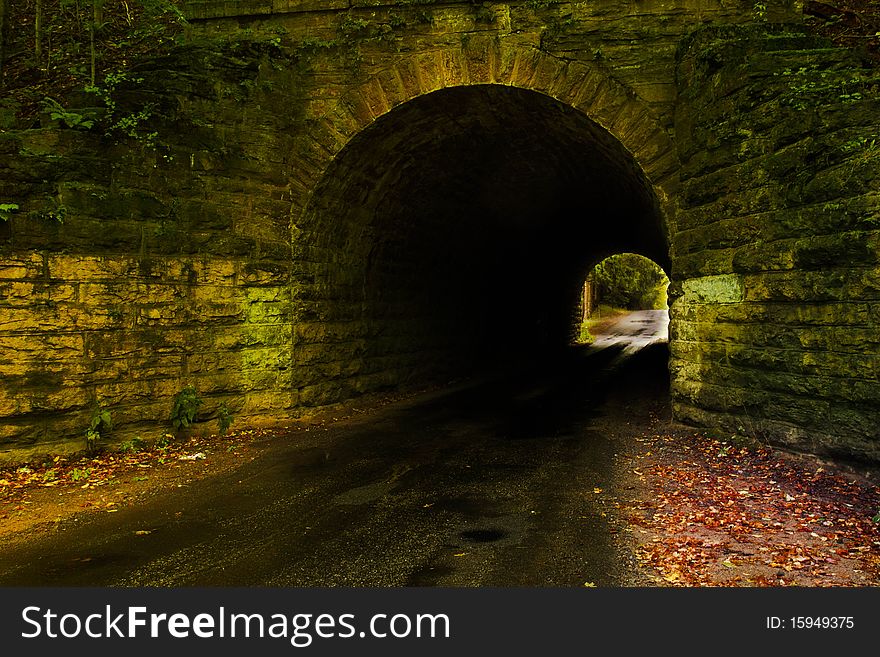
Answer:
[294,42,679,228]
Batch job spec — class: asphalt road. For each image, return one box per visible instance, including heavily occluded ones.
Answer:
[590,309,669,354]
[0,311,670,586]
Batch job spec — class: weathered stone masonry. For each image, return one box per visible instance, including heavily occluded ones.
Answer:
[1,0,878,464]
[671,25,880,461]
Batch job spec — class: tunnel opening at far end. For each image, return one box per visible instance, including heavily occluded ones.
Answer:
[291,84,669,407]
[574,253,670,347]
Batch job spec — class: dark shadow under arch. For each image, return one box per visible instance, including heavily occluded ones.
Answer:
[291,84,670,403]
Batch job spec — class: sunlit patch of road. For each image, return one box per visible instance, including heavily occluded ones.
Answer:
[589,310,669,355]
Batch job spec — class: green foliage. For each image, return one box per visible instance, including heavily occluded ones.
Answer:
[778,68,867,111]
[71,467,93,482]
[337,12,372,65]
[171,384,202,431]
[339,13,370,37]
[576,322,594,345]
[119,437,146,453]
[40,97,95,129]
[0,197,67,224]
[388,13,407,30]
[297,9,415,69]
[840,136,876,154]
[753,1,767,22]
[3,0,189,124]
[591,253,669,310]
[298,37,338,55]
[414,9,434,25]
[0,202,18,222]
[217,402,233,435]
[85,407,112,453]
[113,106,157,142]
[137,0,188,24]
[839,137,879,176]
[39,197,66,223]
[86,71,157,146]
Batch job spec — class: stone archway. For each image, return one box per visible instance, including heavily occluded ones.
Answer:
[283,43,679,407]
[289,42,679,223]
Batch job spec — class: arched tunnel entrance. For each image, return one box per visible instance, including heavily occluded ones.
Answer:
[575,253,670,345]
[292,84,670,404]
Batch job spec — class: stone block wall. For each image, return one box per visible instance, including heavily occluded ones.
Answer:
[185,0,797,132]
[2,2,696,462]
[670,25,880,461]
[3,2,877,466]
[0,49,299,462]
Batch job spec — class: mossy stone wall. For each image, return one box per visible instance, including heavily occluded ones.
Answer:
[3,2,878,465]
[0,46,300,461]
[670,25,880,461]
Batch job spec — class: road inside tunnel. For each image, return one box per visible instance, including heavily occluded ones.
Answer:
[0,311,670,586]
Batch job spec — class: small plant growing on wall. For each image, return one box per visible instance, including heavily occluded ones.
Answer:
[171,384,202,432]
[40,197,66,223]
[0,203,19,221]
[40,97,97,130]
[217,402,234,435]
[752,1,767,22]
[85,407,112,453]
[119,437,146,453]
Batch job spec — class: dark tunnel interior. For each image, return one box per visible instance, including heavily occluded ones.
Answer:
[294,84,668,395]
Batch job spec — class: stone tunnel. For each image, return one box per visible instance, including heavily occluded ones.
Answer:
[0,0,878,463]
[296,84,667,387]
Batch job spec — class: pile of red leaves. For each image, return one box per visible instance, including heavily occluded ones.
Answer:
[622,427,880,587]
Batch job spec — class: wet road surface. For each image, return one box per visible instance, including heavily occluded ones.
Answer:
[0,311,670,586]
[590,309,669,354]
